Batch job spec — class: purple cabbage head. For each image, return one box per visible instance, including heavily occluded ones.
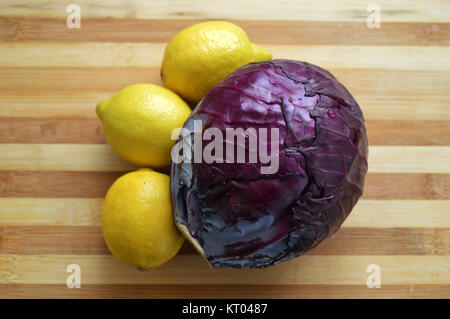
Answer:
[171,59,368,268]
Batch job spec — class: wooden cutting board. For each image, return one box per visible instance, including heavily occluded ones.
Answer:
[0,0,449,298]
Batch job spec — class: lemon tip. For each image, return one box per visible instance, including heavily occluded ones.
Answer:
[96,100,109,119]
[251,43,272,61]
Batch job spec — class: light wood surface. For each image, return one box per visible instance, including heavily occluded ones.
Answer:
[0,0,449,298]
[1,144,449,173]
[1,255,448,285]
[0,0,447,22]
[3,43,449,70]
[1,199,449,228]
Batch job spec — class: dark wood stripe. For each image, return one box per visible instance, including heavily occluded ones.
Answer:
[1,171,448,199]
[0,118,448,146]
[0,18,448,46]
[366,120,450,146]
[1,226,448,256]
[310,228,450,256]
[0,68,162,95]
[0,226,110,255]
[0,118,106,143]
[0,171,125,198]
[364,173,449,200]
[0,226,195,255]
[0,284,447,298]
[1,68,448,98]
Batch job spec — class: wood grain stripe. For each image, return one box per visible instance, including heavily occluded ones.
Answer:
[0,171,124,198]
[0,226,110,255]
[0,0,447,23]
[1,18,448,46]
[1,43,449,71]
[0,198,448,228]
[1,144,448,173]
[347,200,450,228]
[369,146,450,173]
[1,171,448,199]
[0,118,106,144]
[0,93,110,118]
[0,144,136,172]
[1,93,447,121]
[364,174,449,200]
[365,120,450,146]
[0,254,448,285]
[1,226,448,256]
[1,68,448,97]
[1,68,448,121]
[0,67,163,93]
[0,284,447,299]
[1,118,449,146]
[310,228,450,256]
[0,198,101,226]
[268,45,450,71]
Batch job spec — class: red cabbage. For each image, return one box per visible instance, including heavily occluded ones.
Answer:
[171,60,368,268]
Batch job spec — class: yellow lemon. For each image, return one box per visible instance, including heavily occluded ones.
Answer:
[161,21,272,103]
[101,169,184,270]
[96,84,191,168]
